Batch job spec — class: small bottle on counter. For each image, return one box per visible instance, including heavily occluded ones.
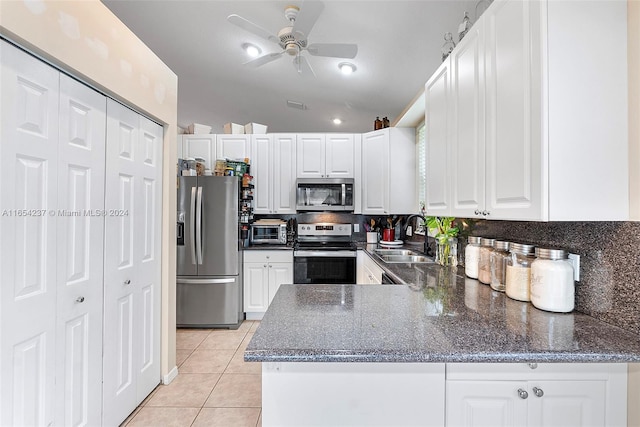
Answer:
[505,243,536,302]
[464,236,481,279]
[530,248,575,313]
[490,240,510,292]
[477,237,495,285]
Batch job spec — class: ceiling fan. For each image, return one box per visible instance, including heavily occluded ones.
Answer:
[227,1,358,77]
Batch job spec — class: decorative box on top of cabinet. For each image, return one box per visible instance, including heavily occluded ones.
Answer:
[361,128,417,215]
[425,0,628,221]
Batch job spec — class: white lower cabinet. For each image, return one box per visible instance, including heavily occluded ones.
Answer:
[356,251,383,284]
[243,250,293,319]
[445,363,626,427]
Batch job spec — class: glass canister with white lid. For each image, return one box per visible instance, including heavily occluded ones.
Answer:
[530,248,575,313]
[490,240,510,292]
[478,238,495,285]
[505,243,536,302]
[464,236,482,279]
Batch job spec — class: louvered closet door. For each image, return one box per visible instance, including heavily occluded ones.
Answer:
[0,40,59,427]
[55,73,106,427]
[103,99,162,426]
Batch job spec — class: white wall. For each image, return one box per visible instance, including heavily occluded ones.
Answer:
[0,0,178,381]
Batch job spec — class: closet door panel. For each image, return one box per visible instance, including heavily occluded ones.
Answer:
[0,40,59,427]
[103,100,139,426]
[55,73,106,427]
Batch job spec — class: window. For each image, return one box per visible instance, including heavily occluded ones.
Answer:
[416,120,426,214]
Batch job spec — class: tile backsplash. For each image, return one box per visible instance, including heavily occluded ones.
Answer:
[471,220,640,336]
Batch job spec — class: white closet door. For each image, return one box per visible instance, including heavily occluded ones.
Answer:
[135,115,163,403]
[0,40,59,427]
[55,74,106,427]
[103,100,140,426]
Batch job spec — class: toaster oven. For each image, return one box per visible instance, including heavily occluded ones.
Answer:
[250,220,287,245]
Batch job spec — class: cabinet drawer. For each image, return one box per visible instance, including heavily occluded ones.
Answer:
[244,250,293,264]
[446,362,626,381]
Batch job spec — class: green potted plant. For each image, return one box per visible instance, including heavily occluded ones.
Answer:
[425,216,459,266]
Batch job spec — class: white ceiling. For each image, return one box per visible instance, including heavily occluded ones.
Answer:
[102,0,476,133]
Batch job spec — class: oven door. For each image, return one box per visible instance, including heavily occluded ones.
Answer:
[293,250,357,284]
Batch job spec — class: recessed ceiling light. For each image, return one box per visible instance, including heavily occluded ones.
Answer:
[242,43,261,58]
[338,62,356,75]
[332,118,342,125]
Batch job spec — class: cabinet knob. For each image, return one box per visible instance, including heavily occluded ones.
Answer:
[517,389,529,399]
[263,264,267,268]
[482,210,489,216]
[75,296,85,303]
[269,265,272,268]
[124,279,131,285]
[532,387,544,398]
[474,210,480,215]
[528,363,538,370]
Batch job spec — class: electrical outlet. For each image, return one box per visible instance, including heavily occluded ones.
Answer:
[568,253,580,282]
[406,225,413,237]
[354,223,359,233]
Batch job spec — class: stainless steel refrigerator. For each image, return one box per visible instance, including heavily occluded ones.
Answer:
[176,176,243,329]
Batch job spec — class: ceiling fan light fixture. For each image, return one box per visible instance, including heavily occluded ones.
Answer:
[242,43,261,58]
[332,118,342,125]
[338,62,356,75]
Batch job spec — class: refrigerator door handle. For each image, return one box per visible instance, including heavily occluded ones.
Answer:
[177,278,236,285]
[196,186,204,265]
[190,186,197,264]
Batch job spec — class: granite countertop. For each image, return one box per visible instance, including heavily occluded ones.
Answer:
[245,244,640,363]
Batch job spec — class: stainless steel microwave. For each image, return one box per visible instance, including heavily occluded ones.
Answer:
[296,178,355,212]
[250,220,287,245]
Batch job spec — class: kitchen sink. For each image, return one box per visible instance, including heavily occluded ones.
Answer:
[372,249,434,264]
[373,249,420,256]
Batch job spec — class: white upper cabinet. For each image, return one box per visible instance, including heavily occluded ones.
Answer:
[217,134,251,161]
[362,128,417,215]
[297,134,355,178]
[252,134,296,214]
[181,134,215,165]
[425,0,629,221]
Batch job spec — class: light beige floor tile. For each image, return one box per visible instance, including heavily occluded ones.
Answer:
[126,407,200,427]
[199,331,247,350]
[226,336,261,374]
[179,349,235,373]
[119,405,141,426]
[204,374,261,408]
[249,321,260,333]
[140,385,159,406]
[235,320,252,334]
[176,349,192,367]
[257,410,262,427]
[192,407,261,427]
[146,373,220,407]
[176,329,211,350]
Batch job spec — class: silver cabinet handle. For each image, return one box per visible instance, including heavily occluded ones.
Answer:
[532,387,544,398]
[528,363,538,370]
[124,279,131,285]
[517,389,528,399]
[75,296,85,303]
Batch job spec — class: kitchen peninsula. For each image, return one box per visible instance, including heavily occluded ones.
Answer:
[245,252,640,426]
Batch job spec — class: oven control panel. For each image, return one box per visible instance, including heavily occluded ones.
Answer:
[297,223,352,237]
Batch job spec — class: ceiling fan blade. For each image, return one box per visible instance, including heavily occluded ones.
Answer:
[243,52,284,67]
[227,14,280,44]
[293,55,316,78]
[307,43,358,59]
[292,1,324,37]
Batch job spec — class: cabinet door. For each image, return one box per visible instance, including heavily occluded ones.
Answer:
[361,130,388,214]
[251,135,272,214]
[182,134,215,167]
[450,20,486,218]
[325,134,355,178]
[484,0,543,220]
[297,134,326,178]
[55,73,106,427]
[217,134,250,161]
[244,263,269,312]
[425,60,452,216]
[273,134,297,213]
[527,381,606,427]
[268,263,293,304]
[446,381,528,427]
[0,40,59,427]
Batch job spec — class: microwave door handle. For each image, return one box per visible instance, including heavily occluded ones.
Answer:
[342,184,346,206]
[190,186,197,264]
[196,186,203,265]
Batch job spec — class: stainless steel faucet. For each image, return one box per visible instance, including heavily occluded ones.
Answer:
[404,214,433,256]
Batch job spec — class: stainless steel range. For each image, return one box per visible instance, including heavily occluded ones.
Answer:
[293,223,356,284]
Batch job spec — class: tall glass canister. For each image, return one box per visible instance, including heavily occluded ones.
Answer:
[478,238,495,285]
[531,248,575,313]
[505,243,536,302]
[490,240,510,292]
[464,236,481,279]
